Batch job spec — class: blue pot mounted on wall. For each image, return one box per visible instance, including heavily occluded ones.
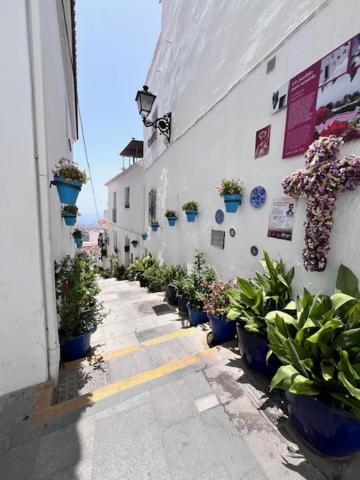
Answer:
[236,323,278,375]
[185,210,197,222]
[285,392,360,456]
[52,176,82,205]
[60,328,94,362]
[223,194,241,213]
[151,224,159,232]
[187,303,208,326]
[208,314,236,344]
[141,233,148,240]
[62,213,77,226]
[167,217,177,226]
[74,236,82,248]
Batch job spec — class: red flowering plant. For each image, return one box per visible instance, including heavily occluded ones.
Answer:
[203,280,233,318]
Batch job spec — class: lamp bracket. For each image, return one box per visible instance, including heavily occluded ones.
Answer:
[142,113,171,142]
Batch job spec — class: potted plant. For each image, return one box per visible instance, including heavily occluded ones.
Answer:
[52,158,87,205]
[115,264,126,281]
[55,255,105,361]
[182,201,199,223]
[217,178,245,213]
[62,205,79,226]
[227,251,294,374]
[185,250,217,326]
[72,228,83,248]
[141,233,148,240]
[266,265,360,456]
[203,281,236,345]
[164,209,177,226]
[174,277,190,316]
[163,264,187,306]
[131,240,138,248]
[150,219,160,232]
[143,262,166,292]
[126,255,155,287]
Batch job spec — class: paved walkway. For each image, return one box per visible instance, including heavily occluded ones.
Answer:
[0,279,358,479]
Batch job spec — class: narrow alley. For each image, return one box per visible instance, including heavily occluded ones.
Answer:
[1,278,357,479]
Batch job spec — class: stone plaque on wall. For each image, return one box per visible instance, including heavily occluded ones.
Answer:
[211,229,225,249]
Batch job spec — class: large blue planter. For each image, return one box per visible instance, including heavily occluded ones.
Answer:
[285,392,360,456]
[208,314,236,344]
[141,233,148,240]
[187,303,208,326]
[236,323,278,375]
[167,217,177,226]
[223,194,242,213]
[53,176,82,205]
[60,328,94,362]
[73,236,82,248]
[185,210,197,222]
[62,213,77,226]
[151,224,159,232]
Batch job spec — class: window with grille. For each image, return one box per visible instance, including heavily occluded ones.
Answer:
[125,187,130,208]
[148,189,157,223]
[112,191,117,222]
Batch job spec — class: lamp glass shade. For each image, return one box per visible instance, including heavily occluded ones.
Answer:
[135,86,156,117]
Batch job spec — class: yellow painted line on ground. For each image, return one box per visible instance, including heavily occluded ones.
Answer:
[33,380,54,412]
[62,327,197,371]
[32,348,214,425]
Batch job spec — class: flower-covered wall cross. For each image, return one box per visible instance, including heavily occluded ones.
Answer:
[282,136,360,271]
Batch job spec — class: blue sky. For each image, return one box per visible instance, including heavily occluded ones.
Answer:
[73,0,161,224]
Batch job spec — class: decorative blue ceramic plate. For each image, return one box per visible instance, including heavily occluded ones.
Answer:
[250,186,266,209]
[215,209,224,224]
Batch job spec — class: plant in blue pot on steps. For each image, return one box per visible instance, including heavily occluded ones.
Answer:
[265,265,360,456]
[164,209,177,226]
[185,250,217,326]
[217,177,245,213]
[203,280,236,346]
[62,205,79,226]
[55,254,105,361]
[150,219,160,232]
[226,251,295,375]
[72,228,83,248]
[182,201,199,223]
[52,158,87,205]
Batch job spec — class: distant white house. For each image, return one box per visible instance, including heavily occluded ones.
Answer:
[0,1,78,395]
[106,0,360,296]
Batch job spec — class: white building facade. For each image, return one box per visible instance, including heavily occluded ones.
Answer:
[0,0,78,395]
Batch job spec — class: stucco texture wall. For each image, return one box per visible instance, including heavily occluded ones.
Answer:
[143,0,360,296]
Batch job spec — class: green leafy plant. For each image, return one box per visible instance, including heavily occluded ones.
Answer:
[55,254,105,339]
[164,209,177,218]
[62,205,79,215]
[53,158,87,183]
[216,178,245,197]
[183,250,217,311]
[182,201,199,213]
[143,262,167,292]
[150,218,159,225]
[226,251,295,334]
[126,255,156,281]
[162,264,187,288]
[72,228,83,239]
[266,264,360,419]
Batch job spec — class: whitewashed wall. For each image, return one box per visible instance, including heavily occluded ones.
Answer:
[143,0,360,295]
[106,161,146,266]
[0,0,77,395]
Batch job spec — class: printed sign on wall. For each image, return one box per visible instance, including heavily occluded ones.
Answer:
[255,125,271,158]
[283,33,360,158]
[267,198,296,241]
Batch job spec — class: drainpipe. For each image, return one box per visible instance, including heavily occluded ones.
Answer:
[25,0,60,385]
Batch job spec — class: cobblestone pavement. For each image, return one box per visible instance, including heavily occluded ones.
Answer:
[0,279,358,479]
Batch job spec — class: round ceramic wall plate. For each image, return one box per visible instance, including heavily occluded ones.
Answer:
[229,228,236,237]
[250,186,266,209]
[215,209,224,224]
[251,245,259,256]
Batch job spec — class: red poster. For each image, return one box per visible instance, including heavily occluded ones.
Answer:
[283,34,360,158]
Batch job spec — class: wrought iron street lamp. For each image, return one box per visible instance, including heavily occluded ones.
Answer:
[135,85,171,142]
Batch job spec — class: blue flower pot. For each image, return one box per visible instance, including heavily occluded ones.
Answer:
[285,392,360,456]
[141,233,148,240]
[62,213,77,226]
[223,194,241,213]
[167,217,177,226]
[236,323,279,375]
[208,314,236,344]
[74,236,82,248]
[53,176,82,205]
[60,328,94,362]
[185,210,197,222]
[151,224,159,232]
[187,303,208,326]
